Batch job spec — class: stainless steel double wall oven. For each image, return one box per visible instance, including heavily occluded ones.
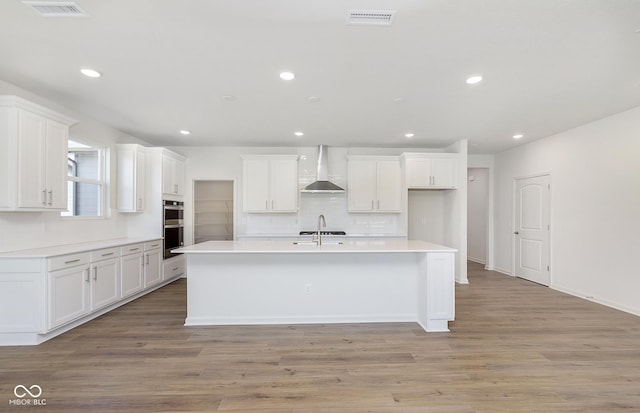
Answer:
[163,200,184,258]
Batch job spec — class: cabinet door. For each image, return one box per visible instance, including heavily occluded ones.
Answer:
[405,158,431,188]
[121,253,144,298]
[431,158,456,188]
[162,155,175,195]
[48,266,91,329]
[348,160,376,212]
[242,159,270,212]
[44,119,69,209]
[17,110,47,208]
[135,148,146,211]
[269,159,297,212]
[144,249,162,287]
[174,157,185,196]
[91,258,120,310]
[376,161,401,212]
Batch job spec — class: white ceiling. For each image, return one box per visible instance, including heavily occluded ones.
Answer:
[1,0,639,154]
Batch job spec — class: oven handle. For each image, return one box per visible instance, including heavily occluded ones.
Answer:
[163,206,184,210]
[164,224,183,229]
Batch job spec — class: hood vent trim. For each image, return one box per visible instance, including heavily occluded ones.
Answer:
[301,145,345,193]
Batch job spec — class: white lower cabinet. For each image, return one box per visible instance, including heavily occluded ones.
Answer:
[90,255,120,311]
[162,254,185,280]
[0,238,173,345]
[48,263,91,330]
[120,250,144,298]
[144,241,162,287]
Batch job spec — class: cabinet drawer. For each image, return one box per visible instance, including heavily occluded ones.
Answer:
[121,243,144,256]
[48,253,90,272]
[144,240,162,251]
[163,256,185,279]
[90,247,120,262]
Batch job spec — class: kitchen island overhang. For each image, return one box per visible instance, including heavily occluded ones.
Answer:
[173,240,456,333]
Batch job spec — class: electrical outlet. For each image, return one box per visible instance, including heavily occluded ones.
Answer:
[305,283,311,294]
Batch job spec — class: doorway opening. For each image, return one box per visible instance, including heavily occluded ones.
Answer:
[467,168,489,265]
[193,180,234,243]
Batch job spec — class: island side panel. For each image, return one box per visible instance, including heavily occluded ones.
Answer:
[184,252,420,326]
[417,252,455,332]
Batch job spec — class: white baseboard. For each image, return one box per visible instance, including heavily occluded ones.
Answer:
[467,257,486,265]
[492,267,514,277]
[552,284,640,318]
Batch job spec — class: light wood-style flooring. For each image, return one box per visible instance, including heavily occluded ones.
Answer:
[2,261,640,412]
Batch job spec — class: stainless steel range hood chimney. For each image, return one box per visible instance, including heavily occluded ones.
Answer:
[301,145,345,193]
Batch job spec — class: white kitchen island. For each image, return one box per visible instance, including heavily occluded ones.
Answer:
[173,239,456,332]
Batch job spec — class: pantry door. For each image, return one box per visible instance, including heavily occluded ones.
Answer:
[514,174,550,286]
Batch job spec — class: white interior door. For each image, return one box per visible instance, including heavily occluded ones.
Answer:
[514,174,550,286]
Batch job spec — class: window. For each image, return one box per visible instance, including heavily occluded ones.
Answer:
[61,140,106,217]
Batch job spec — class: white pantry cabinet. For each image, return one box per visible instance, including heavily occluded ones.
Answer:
[0,96,76,211]
[241,155,298,213]
[117,144,146,212]
[161,150,186,197]
[402,153,458,189]
[347,156,401,213]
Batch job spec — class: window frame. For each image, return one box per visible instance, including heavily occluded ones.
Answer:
[61,139,109,219]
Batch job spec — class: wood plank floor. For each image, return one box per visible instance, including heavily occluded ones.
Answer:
[2,261,640,412]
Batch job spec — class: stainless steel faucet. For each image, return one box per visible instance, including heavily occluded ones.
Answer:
[317,214,326,245]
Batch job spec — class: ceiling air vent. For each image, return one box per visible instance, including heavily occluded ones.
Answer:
[23,1,88,17]
[347,10,395,26]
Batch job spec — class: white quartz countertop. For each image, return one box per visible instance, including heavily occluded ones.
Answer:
[173,240,456,254]
[0,237,162,258]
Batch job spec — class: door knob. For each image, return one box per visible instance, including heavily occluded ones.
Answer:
[514,231,519,235]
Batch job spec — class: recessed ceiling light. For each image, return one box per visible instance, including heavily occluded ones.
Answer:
[405,133,415,138]
[80,68,101,78]
[294,131,304,137]
[466,74,483,85]
[279,71,295,80]
[179,130,191,135]
[512,133,524,139]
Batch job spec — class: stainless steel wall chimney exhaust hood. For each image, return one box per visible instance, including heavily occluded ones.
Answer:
[301,145,345,193]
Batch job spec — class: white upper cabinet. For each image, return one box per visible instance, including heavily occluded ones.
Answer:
[0,96,76,211]
[403,153,458,189]
[347,156,401,213]
[161,150,186,197]
[241,155,298,213]
[117,144,146,213]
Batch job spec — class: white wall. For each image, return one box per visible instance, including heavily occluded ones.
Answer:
[467,168,489,264]
[494,105,640,316]
[0,80,145,253]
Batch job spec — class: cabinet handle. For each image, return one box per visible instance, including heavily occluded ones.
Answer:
[377,200,380,209]
[146,254,150,265]
[130,248,140,252]
[64,259,81,264]
[272,200,274,209]
[371,200,374,210]
[42,190,47,205]
[101,252,114,257]
[48,190,53,206]
[93,267,98,281]
[265,200,268,209]
[174,184,178,194]
[172,267,179,271]
[150,244,160,248]
[85,267,90,282]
